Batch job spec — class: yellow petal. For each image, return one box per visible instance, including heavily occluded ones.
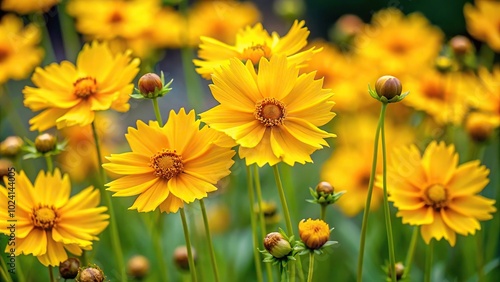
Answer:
[449,195,496,220]
[129,180,169,212]
[159,194,184,214]
[440,208,480,235]
[396,207,433,225]
[447,160,489,197]
[169,173,217,203]
[420,211,456,246]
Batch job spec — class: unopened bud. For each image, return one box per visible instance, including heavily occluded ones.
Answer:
[59,258,80,279]
[76,265,105,282]
[375,75,402,100]
[316,181,334,195]
[127,255,150,279]
[264,232,292,258]
[35,133,56,153]
[388,262,405,280]
[173,246,197,271]
[450,35,472,56]
[0,136,23,157]
[138,73,162,97]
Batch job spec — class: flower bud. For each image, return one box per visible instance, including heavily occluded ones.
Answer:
[375,75,402,100]
[0,159,14,182]
[298,218,330,250]
[127,255,150,279]
[264,232,293,258]
[465,112,494,143]
[59,258,80,279]
[35,133,57,153]
[173,246,197,271]
[0,136,24,157]
[450,35,472,56]
[316,181,334,195]
[138,73,162,97]
[388,262,405,280]
[76,265,105,282]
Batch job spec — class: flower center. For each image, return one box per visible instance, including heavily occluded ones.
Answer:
[0,47,10,63]
[423,79,447,101]
[150,149,184,180]
[73,77,98,99]
[254,98,287,127]
[32,206,58,230]
[424,184,448,209]
[241,44,272,65]
[109,11,123,24]
[389,41,409,55]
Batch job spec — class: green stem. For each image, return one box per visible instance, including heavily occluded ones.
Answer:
[0,254,13,282]
[402,227,419,279]
[48,265,55,282]
[476,229,485,282]
[320,205,327,221]
[424,240,433,282]
[152,212,169,282]
[380,103,397,282]
[199,199,220,282]
[180,47,203,111]
[57,1,80,61]
[152,98,164,126]
[180,208,198,282]
[253,165,274,282]
[91,122,127,282]
[356,101,383,282]
[307,253,315,282]
[246,166,264,282]
[44,155,53,172]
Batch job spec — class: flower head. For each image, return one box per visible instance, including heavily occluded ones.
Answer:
[0,136,24,158]
[23,41,140,131]
[59,258,80,279]
[298,219,330,250]
[264,232,293,259]
[194,20,318,79]
[385,141,496,246]
[464,0,500,52]
[200,55,335,166]
[468,67,500,127]
[0,14,44,84]
[103,109,235,213]
[0,169,109,266]
[1,0,59,14]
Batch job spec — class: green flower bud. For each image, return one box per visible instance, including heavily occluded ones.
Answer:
[264,232,293,258]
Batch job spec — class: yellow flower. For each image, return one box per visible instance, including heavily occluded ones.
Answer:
[468,67,500,127]
[0,169,109,266]
[298,219,330,249]
[464,0,500,52]
[385,141,496,246]
[187,0,260,47]
[354,8,443,76]
[23,41,140,131]
[194,20,318,79]
[0,14,44,84]
[1,0,59,14]
[199,55,336,167]
[103,109,235,213]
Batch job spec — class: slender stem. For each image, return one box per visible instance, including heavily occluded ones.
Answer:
[0,254,13,282]
[476,229,485,282]
[424,240,433,282]
[356,102,383,282]
[402,227,419,279]
[57,1,80,61]
[91,122,127,282]
[253,165,274,282]
[152,98,164,126]
[44,155,53,172]
[180,208,198,282]
[380,103,397,282]
[152,212,169,282]
[307,253,315,282]
[246,166,264,282]
[320,205,327,221]
[199,199,220,282]
[48,265,55,282]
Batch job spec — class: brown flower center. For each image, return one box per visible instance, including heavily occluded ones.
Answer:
[73,77,97,99]
[389,41,409,55]
[424,184,448,210]
[150,149,184,180]
[32,206,58,230]
[254,98,286,127]
[109,11,123,24]
[0,47,10,63]
[241,44,272,65]
[422,78,447,101]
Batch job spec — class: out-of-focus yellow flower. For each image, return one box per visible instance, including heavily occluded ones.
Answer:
[298,218,330,250]
[0,169,109,266]
[1,0,59,14]
[194,20,318,79]
[404,69,476,125]
[468,67,500,127]
[23,41,140,131]
[200,55,336,167]
[464,0,500,52]
[187,0,260,47]
[0,14,44,84]
[355,8,443,76]
[465,112,496,143]
[385,141,496,246]
[103,109,235,213]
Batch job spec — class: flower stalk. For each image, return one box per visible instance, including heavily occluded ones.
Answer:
[306,253,314,282]
[180,208,198,282]
[246,166,264,282]
[199,199,220,282]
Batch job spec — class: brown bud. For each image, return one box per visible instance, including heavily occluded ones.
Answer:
[59,258,80,279]
[35,133,56,153]
[450,35,472,56]
[264,232,292,258]
[335,14,364,37]
[76,266,105,282]
[127,255,150,279]
[0,159,14,181]
[173,246,197,271]
[138,73,162,96]
[0,136,24,157]
[375,75,402,100]
[316,181,334,195]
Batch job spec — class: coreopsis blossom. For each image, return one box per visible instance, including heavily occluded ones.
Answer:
[0,169,109,266]
[103,109,235,213]
[298,219,330,250]
[23,41,140,131]
[1,0,59,14]
[0,14,44,84]
[354,8,443,76]
[194,20,318,79]
[464,0,500,52]
[385,141,496,246]
[468,67,500,127]
[199,55,335,166]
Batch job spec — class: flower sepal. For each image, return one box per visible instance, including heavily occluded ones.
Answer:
[369,84,409,104]
[260,228,298,268]
[131,71,173,100]
[306,186,345,206]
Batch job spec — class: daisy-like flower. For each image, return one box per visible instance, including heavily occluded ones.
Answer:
[385,141,496,246]
[468,67,500,127]
[199,55,335,167]
[464,0,500,52]
[194,20,318,79]
[298,219,330,250]
[1,0,59,14]
[103,109,235,213]
[23,41,140,131]
[0,169,109,266]
[0,14,44,84]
